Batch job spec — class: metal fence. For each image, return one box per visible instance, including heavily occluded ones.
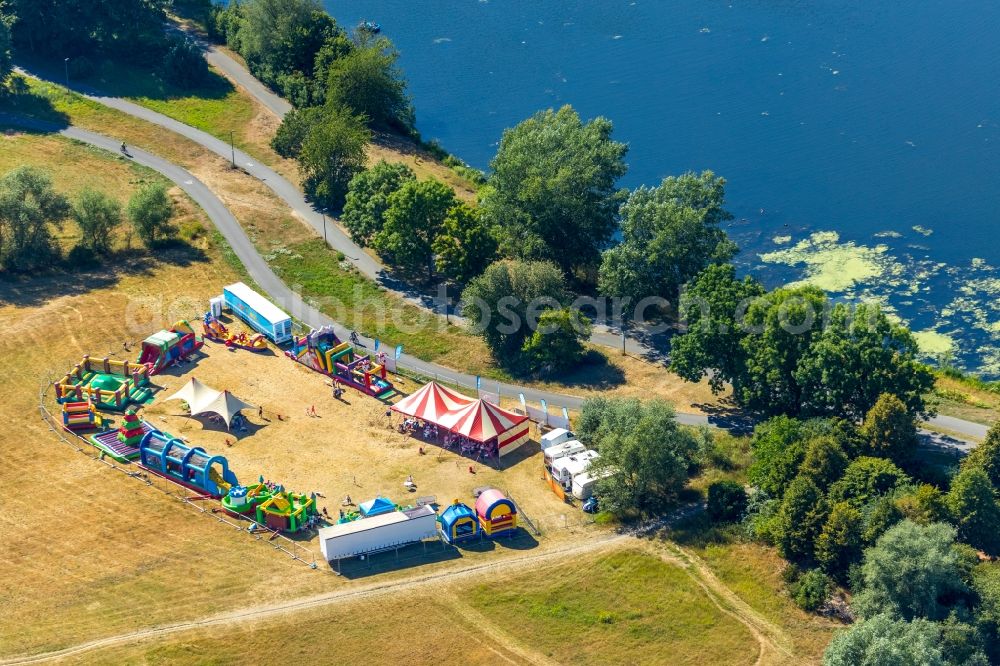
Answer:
[37,373,321,570]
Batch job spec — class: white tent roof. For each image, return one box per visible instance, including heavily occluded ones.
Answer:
[166,378,254,429]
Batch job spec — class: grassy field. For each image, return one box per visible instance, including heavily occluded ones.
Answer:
[46,544,784,665]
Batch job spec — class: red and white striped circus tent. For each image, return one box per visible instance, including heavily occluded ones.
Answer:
[438,399,531,457]
[391,381,475,421]
[391,382,532,458]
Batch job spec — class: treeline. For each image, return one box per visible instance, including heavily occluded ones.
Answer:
[0,166,176,272]
[0,0,209,87]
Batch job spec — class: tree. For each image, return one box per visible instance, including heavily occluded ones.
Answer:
[860,393,919,464]
[341,160,415,245]
[298,106,370,210]
[774,475,829,562]
[828,457,910,510]
[895,484,949,525]
[520,308,591,376]
[271,107,323,159]
[461,259,568,365]
[973,565,1000,664]
[126,183,173,246]
[824,614,949,666]
[947,467,1000,557]
[852,521,969,621]
[162,35,209,88]
[373,178,456,278]
[0,166,70,271]
[599,171,737,305]
[671,263,765,394]
[480,105,628,276]
[799,436,849,489]
[962,421,1000,487]
[707,480,748,522]
[325,38,413,132]
[432,204,498,285]
[72,189,121,254]
[816,502,864,581]
[795,302,933,419]
[748,416,844,499]
[585,398,703,515]
[671,276,933,419]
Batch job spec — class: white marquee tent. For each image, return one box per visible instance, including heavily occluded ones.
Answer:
[166,378,254,429]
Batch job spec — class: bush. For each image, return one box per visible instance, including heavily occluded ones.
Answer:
[707,480,748,523]
[72,188,121,254]
[127,183,173,247]
[791,569,831,612]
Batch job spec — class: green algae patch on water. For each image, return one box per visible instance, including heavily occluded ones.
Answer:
[912,329,956,357]
[912,225,934,237]
[874,230,903,238]
[758,231,901,292]
[772,235,792,245]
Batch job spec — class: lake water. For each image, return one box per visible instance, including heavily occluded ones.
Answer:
[326,0,1000,373]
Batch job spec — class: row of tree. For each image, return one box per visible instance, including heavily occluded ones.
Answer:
[0,166,175,272]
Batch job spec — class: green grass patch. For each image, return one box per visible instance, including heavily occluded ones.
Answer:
[467,548,757,665]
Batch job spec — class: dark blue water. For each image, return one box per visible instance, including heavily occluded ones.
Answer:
[327,0,1000,372]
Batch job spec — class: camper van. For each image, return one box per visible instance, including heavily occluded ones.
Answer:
[540,427,574,450]
[550,450,599,488]
[543,439,586,472]
[572,469,614,500]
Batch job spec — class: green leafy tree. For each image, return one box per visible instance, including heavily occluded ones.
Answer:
[599,171,737,305]
[325,38,414,132]
[161,36,209,88]
[799,436,849,489]
[895,484,949,525]
[373,178,456,279]
[853,521,969,621]
[126,183,173,247]
[271,107,323,158]
[341,160,415,245]
[520,308,591,376]
[432,204,498,285]
[298,106,370,210]
[862,495,905,545]
[585,398,703,515]
[0,166,70,271]
[860,393,919,463]
[671,263,765,394]
[461,259,567,365]
[72,188,121,254]
[748,416,844,499]
[973,565,1000,663]
[480,105,628,276]
[962,421,1000,487]
[775,475,829,562]
[816,502,864,581]
[707,480,748,523]
[824,614,949,666]
[828,456,910,509]
[947,467,1000,556]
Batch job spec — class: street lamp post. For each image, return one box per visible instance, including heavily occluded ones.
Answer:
[321,214,327,243]
[229,130,236,168]
[64,57,70,86]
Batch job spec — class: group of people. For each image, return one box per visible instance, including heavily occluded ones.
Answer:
[395,415,497,460]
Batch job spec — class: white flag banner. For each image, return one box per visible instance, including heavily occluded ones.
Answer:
[383,357,397,373]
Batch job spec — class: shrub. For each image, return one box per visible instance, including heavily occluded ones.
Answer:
[791,569,831,612]
[707,480,748,523]
[127,183,173,247]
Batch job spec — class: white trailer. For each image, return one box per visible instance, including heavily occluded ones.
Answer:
[540,427,574,450]
[543,439,586,471]
[550,450,600,487]
[572,468,614,500]
[318,505,439,562]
